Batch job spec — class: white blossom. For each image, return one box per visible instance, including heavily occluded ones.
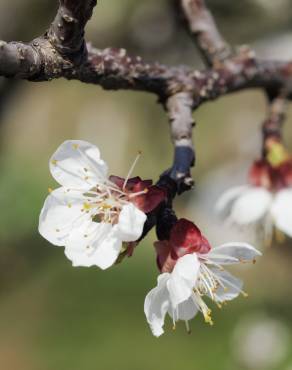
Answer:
[39,140,147,269]
[216,185,292,240]
[144,243,261,337]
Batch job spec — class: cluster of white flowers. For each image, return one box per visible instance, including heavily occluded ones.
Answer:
[39,140,262,337]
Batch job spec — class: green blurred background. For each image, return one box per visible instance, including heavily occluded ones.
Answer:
[1,1,292,369]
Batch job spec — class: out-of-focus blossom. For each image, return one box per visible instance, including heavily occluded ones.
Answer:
[216,140,292,241]
[144,219,261,337]
[39,140,165,269]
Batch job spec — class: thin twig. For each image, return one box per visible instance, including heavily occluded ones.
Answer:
[177,0,231,66]
[262,92,288,156]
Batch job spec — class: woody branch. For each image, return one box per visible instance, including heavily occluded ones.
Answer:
[262,93,288,158]
[0,0,292,193]
[176,0,231,66]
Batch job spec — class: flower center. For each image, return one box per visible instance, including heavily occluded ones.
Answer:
[81,181,146,225]
[81,184,125,224]
[192,260,248,325]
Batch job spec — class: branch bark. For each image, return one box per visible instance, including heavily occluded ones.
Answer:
[262,92,287,157]
[0,41,39,78]
[48,0,97,62]
[164,92,195,192]
[177,0,231,66]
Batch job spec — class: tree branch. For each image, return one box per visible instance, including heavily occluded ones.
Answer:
[177,0,231,66]
[0,36,292,109]
[164,92,195,192]
[262,92,287,157]
[48,0,97,62]
[0,41,39,78]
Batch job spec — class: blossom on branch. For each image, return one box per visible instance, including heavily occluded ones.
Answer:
[216,140,292,241]
[144,219,260,337]
[39,140,166,269]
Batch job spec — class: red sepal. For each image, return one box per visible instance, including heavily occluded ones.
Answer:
[154,218,211,272]
[278,160,292,187]
[109,175,152,191]
[170,218,211,256]
[154,240,177,273]
[248,159,292,191]
[131,186,167,213]
[109,175,166,213]
[248,160,272,189]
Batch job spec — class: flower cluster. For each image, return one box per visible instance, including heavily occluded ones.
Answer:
[145,219,260,336]
[216,139,292,242]
[39,140,165,269]
[39,140,261,337]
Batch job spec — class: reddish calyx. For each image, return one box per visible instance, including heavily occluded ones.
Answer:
[109,175,166,213]
[249,158,292,191]
[155,218,211,273]
[249,139,292,191]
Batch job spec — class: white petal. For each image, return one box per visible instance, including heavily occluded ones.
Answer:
[168,295,198,321]
[64,247,96,267]
[65,232,121,269]
[38,187,90,246]
[115,203,146,242]
[66,222,112,252]
[271,189,292,237]
[167,254,200,307]
[208,242,261,265]
[172,253,200,282]
[50,140,108,189]
[229,187,272,225]
[215,185,250,214]
[144,274,170,337]
[90,235,122,270]
[211,268,243,302]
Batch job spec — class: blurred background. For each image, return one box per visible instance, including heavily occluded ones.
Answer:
[1,1,292,369]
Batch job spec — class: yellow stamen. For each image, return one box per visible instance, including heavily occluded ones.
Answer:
[204,315,214,326]
[51,159,58,166]
[83,202,91,210]
[101,203,112,210]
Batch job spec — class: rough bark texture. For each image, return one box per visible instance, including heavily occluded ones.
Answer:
[177,0,231,66]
